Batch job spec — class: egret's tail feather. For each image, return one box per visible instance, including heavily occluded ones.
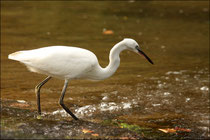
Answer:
[8,51,26,61]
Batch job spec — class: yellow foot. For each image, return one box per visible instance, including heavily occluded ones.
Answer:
[36,115,42,120]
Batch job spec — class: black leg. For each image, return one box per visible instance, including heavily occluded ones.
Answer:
[59,80,79,120]
[35,76,51,115]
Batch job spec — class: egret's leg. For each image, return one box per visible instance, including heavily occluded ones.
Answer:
[59,80,78,120]
[35,76,51,115]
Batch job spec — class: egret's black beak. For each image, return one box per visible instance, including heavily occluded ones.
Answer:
[137,48,154,64]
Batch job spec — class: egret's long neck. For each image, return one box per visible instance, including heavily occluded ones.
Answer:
[94,42,126,80]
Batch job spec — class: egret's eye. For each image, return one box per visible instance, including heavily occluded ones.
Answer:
[135,45,139,49]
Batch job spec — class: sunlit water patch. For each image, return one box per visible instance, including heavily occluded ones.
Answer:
[52,101,134,118]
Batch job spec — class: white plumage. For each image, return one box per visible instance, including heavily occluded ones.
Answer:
[9,46,98,80]
[8,38,153,120]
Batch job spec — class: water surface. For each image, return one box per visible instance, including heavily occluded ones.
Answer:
[1,1,209,138]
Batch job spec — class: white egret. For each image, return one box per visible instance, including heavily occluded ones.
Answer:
[8,38,153,120]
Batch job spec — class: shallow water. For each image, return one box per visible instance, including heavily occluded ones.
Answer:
[1,1,209,138]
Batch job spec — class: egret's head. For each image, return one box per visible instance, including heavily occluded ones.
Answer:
[122,38,154,64]
[123,38,139,52]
